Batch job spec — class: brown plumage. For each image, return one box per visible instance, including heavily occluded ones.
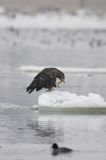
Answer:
[26,67,65,94]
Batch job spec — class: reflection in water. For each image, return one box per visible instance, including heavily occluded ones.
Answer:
[27,114,106,149]
[0,108,106,157]
[27,117,64,143]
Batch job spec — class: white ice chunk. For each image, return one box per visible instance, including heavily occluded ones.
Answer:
[38,91,106,108]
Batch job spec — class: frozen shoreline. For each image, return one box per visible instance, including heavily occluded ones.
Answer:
[0,11,106,29]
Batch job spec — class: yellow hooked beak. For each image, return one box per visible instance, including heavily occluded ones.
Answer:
[62,79,65,83]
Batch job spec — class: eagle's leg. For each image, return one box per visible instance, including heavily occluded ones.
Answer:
[57,84,60,88]
[47,88,54,92]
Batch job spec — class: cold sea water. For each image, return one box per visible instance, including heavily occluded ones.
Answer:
[0,25,106,159]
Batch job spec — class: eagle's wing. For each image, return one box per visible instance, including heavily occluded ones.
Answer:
[36,73,56,91]
[45,74,56,88]
[26,78,37,93]
[36,75,46,91]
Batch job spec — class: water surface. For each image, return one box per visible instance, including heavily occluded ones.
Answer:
[0,28,106,159]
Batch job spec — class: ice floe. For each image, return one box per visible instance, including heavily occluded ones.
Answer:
[19,65,106,74]
[38,91,106,108]
[0,103,28,110]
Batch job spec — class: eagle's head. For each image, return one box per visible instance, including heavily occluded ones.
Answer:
[58,71,65,83]
[56,72,65,87]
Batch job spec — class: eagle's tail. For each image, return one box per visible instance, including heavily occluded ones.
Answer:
[26,79,37,94]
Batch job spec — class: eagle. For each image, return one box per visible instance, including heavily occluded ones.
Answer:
[26,67,65,93]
